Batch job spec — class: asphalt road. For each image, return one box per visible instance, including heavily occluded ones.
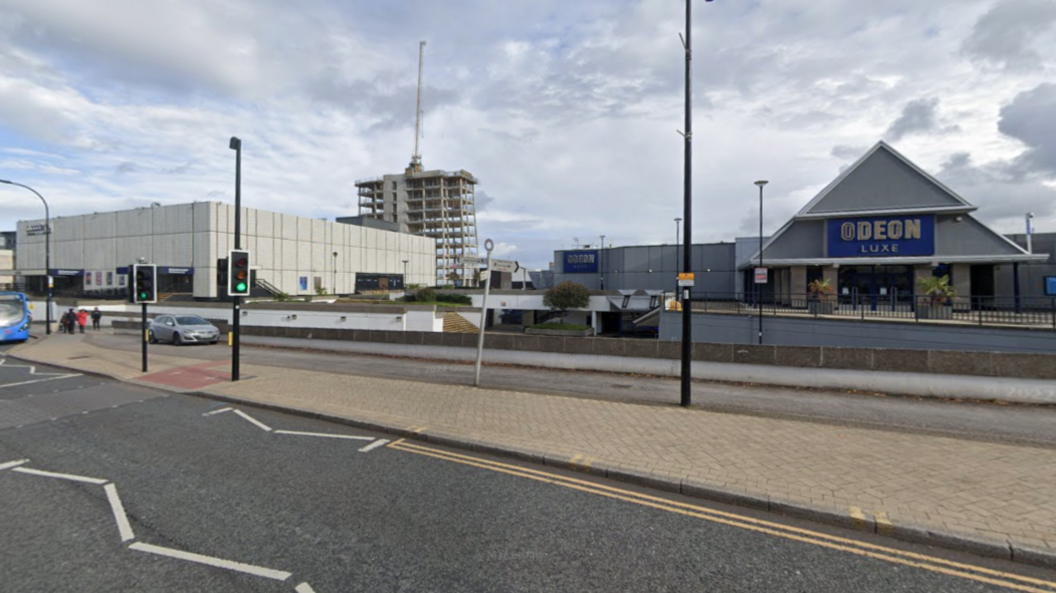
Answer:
[90,332,1056,449]
[1,367,1054,592]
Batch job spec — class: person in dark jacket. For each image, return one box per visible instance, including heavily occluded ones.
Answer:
[91,307,102,330]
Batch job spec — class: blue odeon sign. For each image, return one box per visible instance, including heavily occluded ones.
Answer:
[827,215,935,258]
[564,250,599,273]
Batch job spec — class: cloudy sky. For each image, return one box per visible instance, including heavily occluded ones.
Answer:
[1,0,1054,270]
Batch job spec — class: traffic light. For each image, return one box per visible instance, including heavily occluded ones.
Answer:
[131,264,157,304]
[228,250,251,296]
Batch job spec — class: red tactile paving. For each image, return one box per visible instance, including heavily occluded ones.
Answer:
[139,360,236,390]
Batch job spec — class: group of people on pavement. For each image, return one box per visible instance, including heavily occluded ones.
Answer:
[59,307,102,334]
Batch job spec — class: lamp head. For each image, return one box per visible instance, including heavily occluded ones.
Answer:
[229,137,241,150]
[754,180,769,187]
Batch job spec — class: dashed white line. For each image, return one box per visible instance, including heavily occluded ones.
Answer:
[202,407,233,416]
[233,409,272,432]
[295,583,317,593]
[0,459,30,471]
[128,542,292,581]
[12,467,109,485]
[358,439,390,453]
[274,430,374,441]
[104,483,135,542]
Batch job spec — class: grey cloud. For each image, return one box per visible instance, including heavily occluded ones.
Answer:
[115,162,137,175]
[938,152,1056,225]
[962,0,1056,70]
[998,83,1056,177]
[475,189,496,212]
[886,98,940,141]
[832,145,869,161]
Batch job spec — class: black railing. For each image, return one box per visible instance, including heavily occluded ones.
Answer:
[689,292,1056,330]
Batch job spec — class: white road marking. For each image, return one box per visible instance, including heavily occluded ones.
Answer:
[274,430,374,441]
[295,583,317,593]
[0,459,30,471]
[233,409,272,432]
[128,542,292,581]
[202,407,233,416]
[0,374,83,389]
[12,467,109,485]
[104,483,135,542]
[358,439,390,453]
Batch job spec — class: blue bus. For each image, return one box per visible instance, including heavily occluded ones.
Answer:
[0,292,31,343]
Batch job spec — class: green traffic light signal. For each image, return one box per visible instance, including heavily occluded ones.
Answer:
[236,282,247,292]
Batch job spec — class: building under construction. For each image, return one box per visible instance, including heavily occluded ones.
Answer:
[355,168,479,286]
[353,41,480,287]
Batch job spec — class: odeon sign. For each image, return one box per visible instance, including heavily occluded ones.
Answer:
[827,215,935,257]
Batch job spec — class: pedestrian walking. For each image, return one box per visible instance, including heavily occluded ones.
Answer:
[77,309,88,334]
[91,307,102,331]
[63,309,76,334]
[58,309,67,333]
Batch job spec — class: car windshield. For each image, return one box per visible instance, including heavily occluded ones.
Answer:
[176,316,209,326]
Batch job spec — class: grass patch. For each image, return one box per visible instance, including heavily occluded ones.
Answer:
[530,323,592,331]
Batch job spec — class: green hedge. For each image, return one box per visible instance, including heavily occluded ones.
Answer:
[435,293,472,306]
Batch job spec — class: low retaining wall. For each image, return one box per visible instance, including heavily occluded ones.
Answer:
[111,320,1056,381]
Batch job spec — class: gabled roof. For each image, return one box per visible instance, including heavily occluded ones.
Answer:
[795,141,976,219]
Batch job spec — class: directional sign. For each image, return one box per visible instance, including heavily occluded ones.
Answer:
[460,256,487,267]
[489,259,519,273]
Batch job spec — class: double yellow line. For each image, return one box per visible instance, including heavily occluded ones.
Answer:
[388,439,1056,593]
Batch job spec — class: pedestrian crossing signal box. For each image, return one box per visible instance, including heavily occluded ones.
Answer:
[130,264,157,304]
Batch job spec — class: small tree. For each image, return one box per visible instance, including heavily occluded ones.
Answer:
[918,274,956,306]
[543,281,590,323]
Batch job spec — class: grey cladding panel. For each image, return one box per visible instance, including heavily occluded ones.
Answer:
[936,216,1023,257]
[807,146,966,214]
[762,220,825,260]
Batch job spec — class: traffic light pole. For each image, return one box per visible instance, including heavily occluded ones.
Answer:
[141,303,148,373]
[230,137,242,382]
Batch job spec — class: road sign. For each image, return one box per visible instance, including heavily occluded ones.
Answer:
[460,256,486,267]
[754,267,769,284]
[478,270,490,282]
[678,279,695,287]
[678,272,694,281]
[489,259,519,273]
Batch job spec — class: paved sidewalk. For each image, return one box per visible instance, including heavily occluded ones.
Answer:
[9,334,1056,568]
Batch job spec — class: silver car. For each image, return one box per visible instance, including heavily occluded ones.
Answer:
[149,315,221,345]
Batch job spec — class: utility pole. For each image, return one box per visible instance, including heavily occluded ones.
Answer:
[229,136,242,382]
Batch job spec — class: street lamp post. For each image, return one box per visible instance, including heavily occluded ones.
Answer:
[402,259,409,290]
[229,136,242,382]
[1026,212,1035,253]
[674,217,682,294]
[599,235,605,290]
[0,180,52,335]
[679,0,714,407]
[755,180,768,345]
[333,251,339,294]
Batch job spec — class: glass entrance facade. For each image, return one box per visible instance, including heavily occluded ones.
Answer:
[837,265,914,308]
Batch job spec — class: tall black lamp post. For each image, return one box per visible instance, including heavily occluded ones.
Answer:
[755,180,768,345]
[402,259,409,290]
[229,136,242,381]
[678,0,713,407]
[1,179,52,334]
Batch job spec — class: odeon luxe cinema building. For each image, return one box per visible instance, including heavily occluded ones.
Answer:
[740,141,1049,305]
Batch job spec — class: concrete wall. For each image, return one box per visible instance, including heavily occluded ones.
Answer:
[660,311,1056,354]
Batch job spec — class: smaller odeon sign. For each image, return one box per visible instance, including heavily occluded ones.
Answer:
[827,215,935,258]
[564,250,599,273]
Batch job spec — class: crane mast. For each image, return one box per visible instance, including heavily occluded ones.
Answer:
[409,40,426,173]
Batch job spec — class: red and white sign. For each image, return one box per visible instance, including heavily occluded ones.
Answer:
[754,267,769,284]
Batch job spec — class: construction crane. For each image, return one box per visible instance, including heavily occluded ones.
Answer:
[409,40,426,173]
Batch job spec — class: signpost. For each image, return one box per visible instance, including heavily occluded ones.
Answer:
[678,272,695,287]
[473,239,495,387]
[754,268,768,284]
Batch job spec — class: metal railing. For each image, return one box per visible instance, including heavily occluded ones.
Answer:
[689,292,1056,329]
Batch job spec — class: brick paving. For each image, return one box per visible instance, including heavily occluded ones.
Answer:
[9,333,1056,564]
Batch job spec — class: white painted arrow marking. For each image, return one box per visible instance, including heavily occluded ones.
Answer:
[12,467,108,485]
[104,483,135,542]
[358,439,390,453]
[0,459,30,471]
[202,407,233,416]
[274,430,373,441]
[233,409,272,432]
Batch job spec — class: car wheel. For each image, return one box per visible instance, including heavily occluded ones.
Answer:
[148,330,157,344]
[173,333,182,346]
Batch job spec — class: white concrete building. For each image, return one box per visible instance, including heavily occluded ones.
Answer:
[15,202,435,299]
